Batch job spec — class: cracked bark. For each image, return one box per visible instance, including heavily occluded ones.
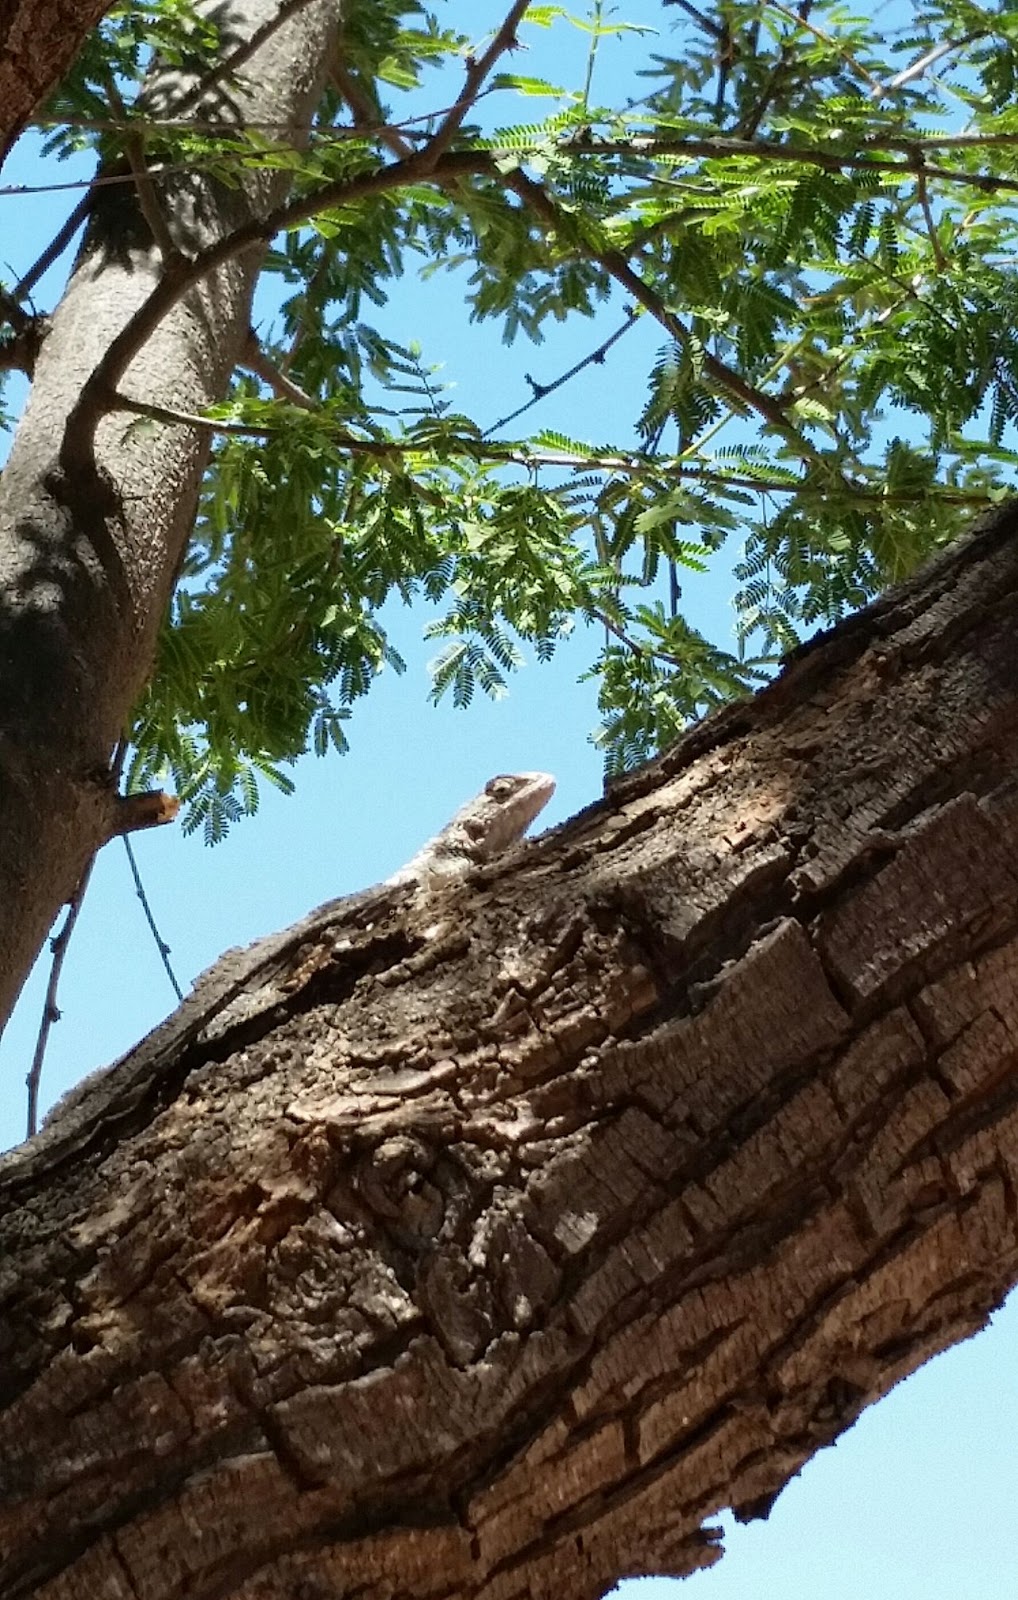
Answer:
[4,504,1018,1599]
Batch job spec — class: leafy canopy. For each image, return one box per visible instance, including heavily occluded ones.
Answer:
[18,0,1018,836]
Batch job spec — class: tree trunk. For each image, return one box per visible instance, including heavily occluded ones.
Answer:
[4,503,1018,1599]
[0,1,115,159]
[0,0,339,1030]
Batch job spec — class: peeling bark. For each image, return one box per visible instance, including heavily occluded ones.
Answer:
[0,0,340,1029]
[3,504,1018,1600]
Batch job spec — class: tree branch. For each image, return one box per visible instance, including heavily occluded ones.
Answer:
[98,67,179,262]
[104,391,996,508]
[242,328,317,406]
[502,166,822,462]
[417,0,530,170]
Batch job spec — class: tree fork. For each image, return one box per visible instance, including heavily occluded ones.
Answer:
[4,504,1018,1599]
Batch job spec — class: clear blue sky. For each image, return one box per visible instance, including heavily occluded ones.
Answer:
[0,7,1015,1597]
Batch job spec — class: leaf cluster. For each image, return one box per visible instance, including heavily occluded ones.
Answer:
[26,0,1018,827]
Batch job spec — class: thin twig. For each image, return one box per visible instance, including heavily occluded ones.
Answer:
[122,834,184,1003]
[913,158,947,272]
[872,33,982,98]
[418,0,530,170]
[665,0,727,43]
[484,310,640,435]
[502,166,822,462]
[25,740,128,1137]
[25,856,96,1139]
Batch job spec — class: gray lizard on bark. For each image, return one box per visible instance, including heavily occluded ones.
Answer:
[3,772,555,1177]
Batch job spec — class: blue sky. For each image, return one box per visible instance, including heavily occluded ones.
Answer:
[0,7,1015,1597]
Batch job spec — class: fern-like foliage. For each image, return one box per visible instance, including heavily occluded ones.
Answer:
[30,0,1018,821]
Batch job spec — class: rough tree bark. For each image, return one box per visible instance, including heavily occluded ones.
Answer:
[0,1,115,160]
[3,503,1018,1600]
[0,0,339,1030]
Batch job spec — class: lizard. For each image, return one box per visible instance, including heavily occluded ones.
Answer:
[3,772,555,1179]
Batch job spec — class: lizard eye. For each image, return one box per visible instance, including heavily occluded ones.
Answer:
[485,776,516,801]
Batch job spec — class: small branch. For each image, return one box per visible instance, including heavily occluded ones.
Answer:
[242,328,317,406]
[913,158,947,272]
[484,310,640,435]
[418,0,530,171]
[664,0,728,43]
[102,391,996,507]
[15,193,90,298]
[25,738,129,1137]
[108,789,181,839]
[99,67,179,262]
[872,34,982,98]
[25,857,96,1139]
[122,835,184,1003]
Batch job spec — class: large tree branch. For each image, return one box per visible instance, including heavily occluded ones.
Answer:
[4,503,1018,1598]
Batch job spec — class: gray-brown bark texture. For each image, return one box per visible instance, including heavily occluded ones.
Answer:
[0,0,339,1031]
[4,503,1018,1600]
[0,1,114,160]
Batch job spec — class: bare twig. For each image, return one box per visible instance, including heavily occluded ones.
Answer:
[122,835,184,1003]
[665,0,727,43]
[913,157,947,272]
[872,34,983,98]
[484,310,640,435]
[25,857,96,1139]
[25,739,128,1137]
